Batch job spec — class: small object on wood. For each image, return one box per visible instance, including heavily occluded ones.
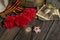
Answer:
[33,26,41,33]
[25,27,32,33]
[36,4,60,20]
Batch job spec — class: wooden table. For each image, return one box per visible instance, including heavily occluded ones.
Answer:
[0,19,60,40]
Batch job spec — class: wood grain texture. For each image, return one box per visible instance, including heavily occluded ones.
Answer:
[0,19,60,40]
[14,19,43,40]
[0,27,20,40]
[36,20,54,40]
[0,28,6,38]
[45,20,60,40]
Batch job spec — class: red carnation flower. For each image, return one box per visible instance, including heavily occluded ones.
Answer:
[4,15,15,28]
[23,8,36,20]
[3,8,36,29]
[15,8,36,28]
[15,14,30,28]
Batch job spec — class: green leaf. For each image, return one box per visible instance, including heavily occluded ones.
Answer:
[48,4,54,8]
[0,18,3,22]
[1,16,6,18]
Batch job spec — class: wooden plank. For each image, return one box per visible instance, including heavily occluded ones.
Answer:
[0,19,56,40]
[14,29,32,40]
[0,27,20,40]
[27,19,43,27]
[14,19,43,40]
[44,20,60,40]
[35,20,54,40]
[0,27,6,38]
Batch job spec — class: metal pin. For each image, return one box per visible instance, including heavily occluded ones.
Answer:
[33,26,41,34]
[25,27,32,33]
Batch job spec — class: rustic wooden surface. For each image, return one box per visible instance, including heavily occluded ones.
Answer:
[0,19,60,40]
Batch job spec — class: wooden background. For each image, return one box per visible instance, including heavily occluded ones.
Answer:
[0,19,60,40]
